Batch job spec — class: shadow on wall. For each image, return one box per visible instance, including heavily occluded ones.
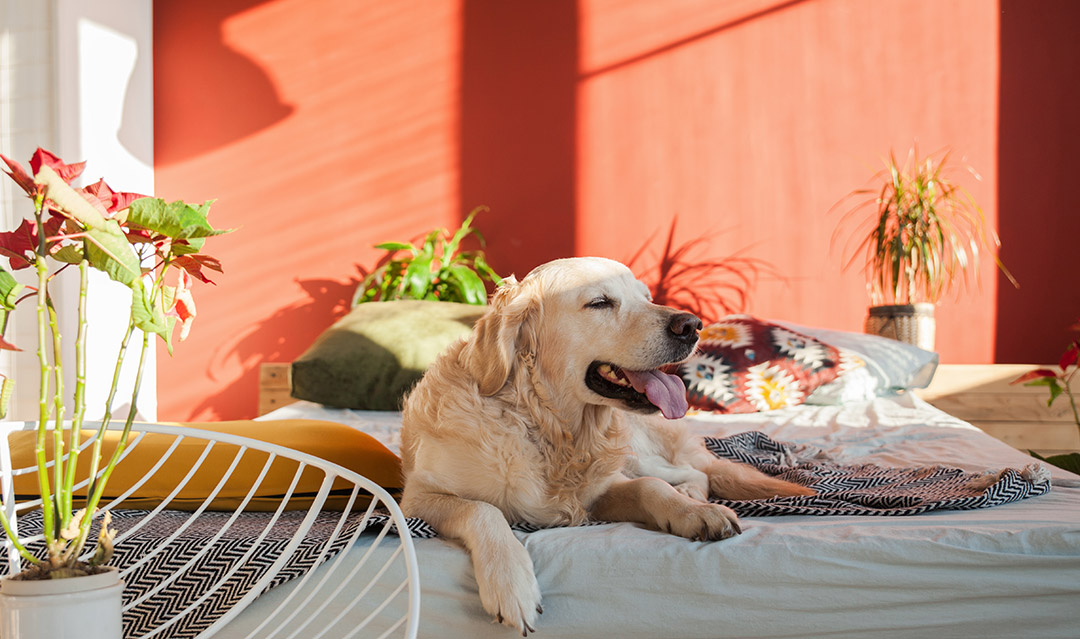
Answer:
[458,0,578,275]
[153,0,293,166]
[190,274,360,420]
[995,0,1080,362]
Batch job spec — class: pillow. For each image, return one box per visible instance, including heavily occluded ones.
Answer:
[291,300,485,410]
[772,320,939,395]
[677,315,843,413]
[10,419,401,512]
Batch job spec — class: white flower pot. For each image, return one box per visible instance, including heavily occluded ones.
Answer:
[0,567,123,639]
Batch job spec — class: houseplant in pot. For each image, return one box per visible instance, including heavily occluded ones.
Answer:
[833,146,1017,350]
[0,148,230,637]
[291,207,504,411]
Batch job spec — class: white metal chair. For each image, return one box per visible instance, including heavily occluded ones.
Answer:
[0,421,420,639]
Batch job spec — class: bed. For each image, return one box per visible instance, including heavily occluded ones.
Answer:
[230,389,1080,638]
[9,306,1076,639]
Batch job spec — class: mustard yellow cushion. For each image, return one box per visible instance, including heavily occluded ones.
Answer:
[10,420,401,512]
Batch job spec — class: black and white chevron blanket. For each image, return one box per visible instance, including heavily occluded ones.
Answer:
[13,507,374,638]
[7,431,1052,636]
[395,430,1053,537]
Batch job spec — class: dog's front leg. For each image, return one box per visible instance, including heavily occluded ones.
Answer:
[402,490,541,635]
[589,475,741,541]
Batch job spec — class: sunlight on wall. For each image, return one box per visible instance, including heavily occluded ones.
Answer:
[575,0,1001,361]
[154,0,463,420]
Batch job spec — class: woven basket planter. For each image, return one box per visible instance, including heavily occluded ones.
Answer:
[865,303,936,352]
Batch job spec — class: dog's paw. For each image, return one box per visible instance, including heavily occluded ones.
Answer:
[659,501,741,542]
[474,541,543,636]
[673,479,708,502]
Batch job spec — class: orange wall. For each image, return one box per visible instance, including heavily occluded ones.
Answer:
[153,0,1080,421]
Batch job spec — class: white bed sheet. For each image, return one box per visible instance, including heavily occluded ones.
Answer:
[235,395,1080,639]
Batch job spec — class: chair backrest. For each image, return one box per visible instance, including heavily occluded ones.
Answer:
[0,421,420,639]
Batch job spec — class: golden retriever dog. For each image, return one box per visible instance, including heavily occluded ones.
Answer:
[400,257,813,635]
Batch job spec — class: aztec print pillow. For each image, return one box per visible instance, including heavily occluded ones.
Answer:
[676,315,846,413]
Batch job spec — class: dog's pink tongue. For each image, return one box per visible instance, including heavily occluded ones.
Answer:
[624,369,689,419]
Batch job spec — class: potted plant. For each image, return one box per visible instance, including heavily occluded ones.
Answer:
[0,148,231,637]
[1011,318,1080,474]
[352,205,502,306]
[290,207,504,411]
[833,146,1018,350]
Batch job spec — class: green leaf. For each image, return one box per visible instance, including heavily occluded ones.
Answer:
[85,221,141,285]
[51,244,85,265]
[0,267,23,309]
[444,265,487,305]
[1030,450,1080,475]
[131,279,169,344]
[126,198,232,241]
[403,255,434,298]
[0,376,12,419]
[373,242,415,253]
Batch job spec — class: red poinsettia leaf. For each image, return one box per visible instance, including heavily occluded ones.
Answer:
[76,189,114,218]
[1061,342,1080,371]
[1010,369,1058,385]
[0,218,42,269]
[81,179,146,214]
[1069,318,1080,333]
[29,148,85,183]
[172,254,223,284]
[0,334,21,351]
[0,154,38,196]
[165,270,197,341]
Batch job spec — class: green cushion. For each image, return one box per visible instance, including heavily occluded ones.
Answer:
[291,300,484,410]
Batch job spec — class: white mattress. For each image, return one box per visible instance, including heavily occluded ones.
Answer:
[232,395,1080,639]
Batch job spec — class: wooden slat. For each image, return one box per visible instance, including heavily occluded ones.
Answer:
[918,364,1080,400]
[917,364,1079,454]
[257,363,297,416]
[973,420,1080,452]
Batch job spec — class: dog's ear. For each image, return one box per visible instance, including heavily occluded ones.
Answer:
[460,275,542,396]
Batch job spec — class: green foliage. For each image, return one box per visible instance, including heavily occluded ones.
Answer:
[353,207,503,306]
[1028,450,1080,476]
[0,147,232,576]
[833,146,1018,305]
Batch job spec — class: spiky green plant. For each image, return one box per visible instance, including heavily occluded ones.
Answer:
[353,206,502,306]
[833,147,1017,305]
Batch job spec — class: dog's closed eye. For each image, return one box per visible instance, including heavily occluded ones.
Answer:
[585,296,615,310]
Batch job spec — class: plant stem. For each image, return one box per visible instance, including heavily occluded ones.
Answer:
[70,328,149,561]
[0,508,38,564]
[32,203,56,559]
[46,297,66,531]
[83,319,135,504]
[61,260,89,521]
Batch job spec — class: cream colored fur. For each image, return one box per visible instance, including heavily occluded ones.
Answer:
[400,257,812,635]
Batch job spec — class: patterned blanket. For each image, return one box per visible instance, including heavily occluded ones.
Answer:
[396,430,1052,537]
[13,508,374,638]
[6,431,1052,636]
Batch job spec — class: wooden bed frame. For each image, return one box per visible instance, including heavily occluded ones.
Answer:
[257,362,1080,455]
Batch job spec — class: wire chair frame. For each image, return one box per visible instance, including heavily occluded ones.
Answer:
[0,421,420,639]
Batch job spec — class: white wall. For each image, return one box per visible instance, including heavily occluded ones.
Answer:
[0,0,155,422]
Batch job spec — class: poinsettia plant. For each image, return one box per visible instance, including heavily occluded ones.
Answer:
[1011,318,1080,474]
[0,148,231,578]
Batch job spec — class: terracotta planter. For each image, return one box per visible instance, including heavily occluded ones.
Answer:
[865,303,936,352]
[0,567,123,638]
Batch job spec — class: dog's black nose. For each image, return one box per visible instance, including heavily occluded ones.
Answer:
[668,312,703,344]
